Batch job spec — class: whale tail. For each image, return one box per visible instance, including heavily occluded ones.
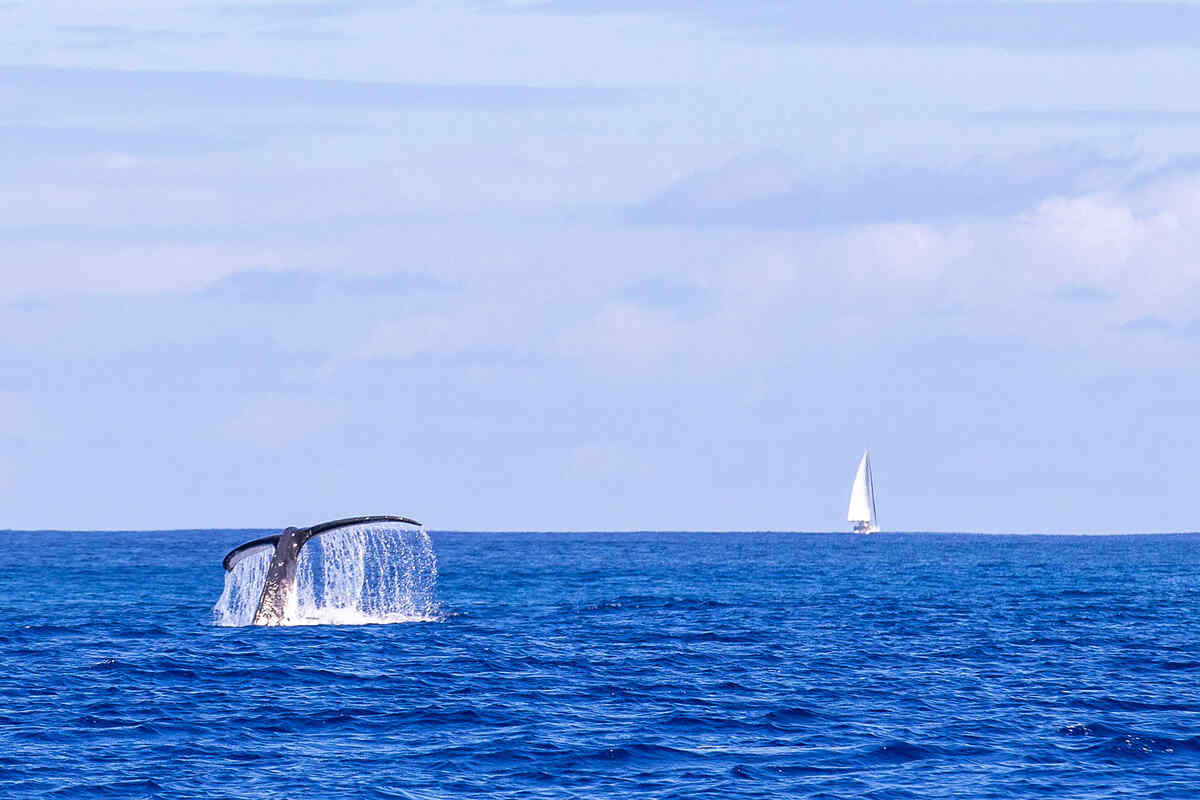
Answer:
[221,515,422,626]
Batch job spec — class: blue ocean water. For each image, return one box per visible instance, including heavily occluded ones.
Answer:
[3,531,1200,799]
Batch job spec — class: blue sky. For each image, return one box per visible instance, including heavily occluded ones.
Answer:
[3,1,1200,531]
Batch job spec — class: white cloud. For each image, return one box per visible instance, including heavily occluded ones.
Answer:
[719,243,800,301]
[357,314,463,360]
[222,393,339,448]
[1013,178,1200,322]
[557,303,689,364]
[1025,194,1140,275]
[0,242,273,299]
[837,222,969,286]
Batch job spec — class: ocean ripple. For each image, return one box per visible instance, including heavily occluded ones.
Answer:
[3,531,1200,798]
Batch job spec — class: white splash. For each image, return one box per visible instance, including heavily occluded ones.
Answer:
[212,523,440,627]
[212,545,273,627]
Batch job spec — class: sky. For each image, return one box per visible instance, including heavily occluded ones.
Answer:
[3,1,1200,532]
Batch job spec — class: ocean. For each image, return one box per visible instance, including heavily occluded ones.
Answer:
[2,530,1199,798]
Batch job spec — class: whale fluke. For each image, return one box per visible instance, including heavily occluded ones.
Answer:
[222,515,422,626]
[222,535,281,571]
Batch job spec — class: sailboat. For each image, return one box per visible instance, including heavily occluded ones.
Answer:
[847,450,879,534]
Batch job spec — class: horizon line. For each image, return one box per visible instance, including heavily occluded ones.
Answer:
[2,528,1197,537]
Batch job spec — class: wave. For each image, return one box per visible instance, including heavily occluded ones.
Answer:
[578,595,735,613]
[1059,722,1200,758]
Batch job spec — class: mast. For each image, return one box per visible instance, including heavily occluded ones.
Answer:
[866,452,879,533]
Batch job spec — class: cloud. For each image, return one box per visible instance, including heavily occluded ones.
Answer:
[1053,284,1115,304]
[0,124,265,158]
[222,393,341,448]
[200,268,453,302]
[973,109,1200,126]
[54,25,225,49]
[512,1,1200,49]
[0,214,446,246]
[201,2,359,20]
[253,26,354,42]
[0,65,634,114]
[1117,315,1175,334]
[835,222,969,286]
[197,1,362,39]
[5,160,1200,528]
[0,268,456,363]
[5,0,1200,531]
[616,276,711,317]
[1125,155,1200,192]
[634,147,1134,229]
[558,302,690,363]
[1022,194,1142,271]
[616,149,1200,363]
[356,315,466,360]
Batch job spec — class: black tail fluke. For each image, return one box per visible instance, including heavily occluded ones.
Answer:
[303,515,422,540]
[220,515,424,626]
[222,535,281,571]
[221,516,422,572]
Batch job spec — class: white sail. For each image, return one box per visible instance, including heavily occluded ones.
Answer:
[847,451,879,533]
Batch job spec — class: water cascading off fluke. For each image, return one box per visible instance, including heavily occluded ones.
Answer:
[212,516,439,627]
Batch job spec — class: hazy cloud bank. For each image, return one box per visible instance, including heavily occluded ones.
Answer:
[3,0,1200,530]
[0,65,635,114]
[633,147,1136,228]
[515,0,1200,49]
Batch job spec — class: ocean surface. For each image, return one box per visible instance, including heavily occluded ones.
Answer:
[3,531,1200,799]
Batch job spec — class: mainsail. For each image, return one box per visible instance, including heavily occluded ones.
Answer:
[847,450,879,533]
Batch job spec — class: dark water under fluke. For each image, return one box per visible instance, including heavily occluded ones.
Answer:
[3,531,1199,798]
